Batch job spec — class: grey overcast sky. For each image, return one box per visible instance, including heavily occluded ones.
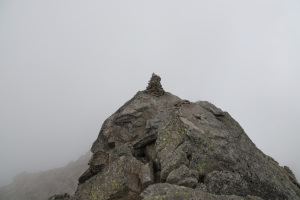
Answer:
[0,0,300,187]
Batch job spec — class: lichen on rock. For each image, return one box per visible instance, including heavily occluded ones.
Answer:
[66,74,300,200]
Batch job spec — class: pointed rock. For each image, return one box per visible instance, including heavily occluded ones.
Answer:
[67,75,300,200]
[145,73,165,97]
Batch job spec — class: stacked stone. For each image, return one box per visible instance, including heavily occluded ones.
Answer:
[145,73,165,97]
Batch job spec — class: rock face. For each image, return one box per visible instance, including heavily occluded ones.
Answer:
[69,74,300,200]
[48,193,70,200]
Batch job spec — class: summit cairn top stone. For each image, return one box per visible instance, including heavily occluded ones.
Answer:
[145,73,165,97]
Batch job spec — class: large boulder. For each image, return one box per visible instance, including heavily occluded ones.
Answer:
[70,74,300,200]
[141,183,265,200]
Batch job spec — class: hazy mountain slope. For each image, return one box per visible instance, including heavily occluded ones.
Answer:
[0,152,91,200]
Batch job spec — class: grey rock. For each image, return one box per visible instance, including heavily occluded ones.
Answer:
[109,144,132,163]
[246,195,264,200]
[174,99,190,107]
[283,166,300,189]
[71,155,143,200]
[48,193,70,200]
[89,151,109,173]
[166,165,198,188]
[140,162,155,189]
[78,168,93,184]
[145,73,165,97]
[204,170,250,196]
[69,74,300,200]
[196,183,208,192]
[141,183,258,200]
[133,133,157,150]
[145,143,160,171]
[193,113,202,119]
[196,100,225,116]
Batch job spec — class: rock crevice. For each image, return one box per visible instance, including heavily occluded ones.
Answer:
[65,74,300,200]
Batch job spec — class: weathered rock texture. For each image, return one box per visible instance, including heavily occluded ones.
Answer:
[69,74,300,200]
[145,73,165,97]
[48,193,70,200]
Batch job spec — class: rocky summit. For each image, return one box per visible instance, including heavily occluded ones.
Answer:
[67,74,299,200]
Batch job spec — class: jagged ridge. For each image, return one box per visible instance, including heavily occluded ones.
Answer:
[68,74,300,200]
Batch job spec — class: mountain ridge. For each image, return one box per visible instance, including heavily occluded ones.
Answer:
[0,152,91,200]
[66,74,300,200]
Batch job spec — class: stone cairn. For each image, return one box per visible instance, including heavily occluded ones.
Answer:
[145,73,165,97]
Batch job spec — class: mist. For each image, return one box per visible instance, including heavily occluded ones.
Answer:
[1,0,299,187]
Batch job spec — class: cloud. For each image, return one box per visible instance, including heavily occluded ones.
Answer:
[1,0,299,186]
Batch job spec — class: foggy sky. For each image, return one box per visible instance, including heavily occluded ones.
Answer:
[1,0,300,187]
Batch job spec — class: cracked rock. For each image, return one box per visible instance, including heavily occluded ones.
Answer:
[166,165,198,188]
[65,74,300,200]
[139,162,155,189]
